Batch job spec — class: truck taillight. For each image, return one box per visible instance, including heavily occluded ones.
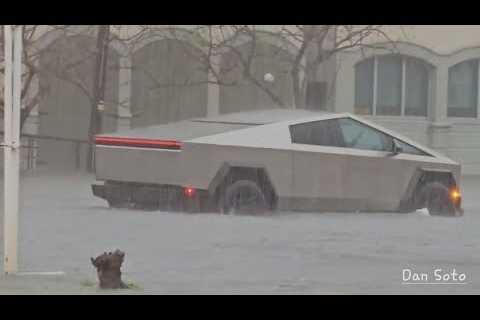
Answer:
[95,136,182,150]
[450,188,461,201]
[184,187,196,198]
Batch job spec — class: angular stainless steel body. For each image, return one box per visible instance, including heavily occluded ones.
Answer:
[94,109,461,213]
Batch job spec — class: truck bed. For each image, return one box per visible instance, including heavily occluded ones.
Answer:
[94,110,325,188]
[103,120,251,141]
[94,119,252,184]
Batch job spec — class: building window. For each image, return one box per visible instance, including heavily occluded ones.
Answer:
[338,118,392,151]
[290,119,345,147]
[290,117,430,156]
[448,59,478,118]
[354,58,374,115]
[377,55,402,115]
[405,58,429,116]
[354,55,430,117]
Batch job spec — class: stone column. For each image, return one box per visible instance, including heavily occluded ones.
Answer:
[428,64,452,154]
[431,65,449,123]
[296,55,307,109]
[333,53,355,114]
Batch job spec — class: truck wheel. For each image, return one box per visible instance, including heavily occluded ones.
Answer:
[421,182,456,216]
[104,182,131,209]
[220,180,270,215]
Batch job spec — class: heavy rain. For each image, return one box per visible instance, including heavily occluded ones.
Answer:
[0,25,479,294]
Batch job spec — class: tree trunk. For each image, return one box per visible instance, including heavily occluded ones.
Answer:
[291,68,305,109]
[87,25,110,172]
[20,109,29,132]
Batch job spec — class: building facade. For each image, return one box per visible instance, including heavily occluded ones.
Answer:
[332,26,480,174]
[18,25,311,170]
[11,25,480,174]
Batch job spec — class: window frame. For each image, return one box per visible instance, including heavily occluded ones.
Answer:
[375,55,403,116]
[289,117,433,157]
[447,59,480,119]
[289,118,346,148]
[337,117,393,152]
[354,55,431,117]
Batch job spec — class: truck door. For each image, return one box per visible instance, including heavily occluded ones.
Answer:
[336,117,407,211]
[290,119,349,211]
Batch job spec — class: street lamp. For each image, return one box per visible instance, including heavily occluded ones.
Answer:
[263,72,275,83]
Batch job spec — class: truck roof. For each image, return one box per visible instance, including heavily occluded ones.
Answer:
[101,109,329,141]
[191,109,330,125]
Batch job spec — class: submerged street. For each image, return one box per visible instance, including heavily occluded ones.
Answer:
[0,170,479,294]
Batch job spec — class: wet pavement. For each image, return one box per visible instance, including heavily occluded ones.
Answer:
[1,170,479,294]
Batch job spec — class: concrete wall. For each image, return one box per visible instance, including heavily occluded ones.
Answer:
[364,26,480,55]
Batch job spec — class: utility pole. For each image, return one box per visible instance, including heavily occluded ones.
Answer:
[3,25,23,274]
[87,25,110,172]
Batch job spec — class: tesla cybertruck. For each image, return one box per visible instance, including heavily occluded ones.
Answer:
[92,109,463,216]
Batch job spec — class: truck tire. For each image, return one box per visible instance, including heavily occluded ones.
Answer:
[108,200,130,209]
[220,180,270,215]
[104,182,131,209]
[421,182,456,216]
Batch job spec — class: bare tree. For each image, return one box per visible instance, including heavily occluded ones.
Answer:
[1,25,394,172]
[1,25,54,130]
[135,25,393,110]
[1,25,392,132]
[1,25,150,171]
[1,25,95,131]
[0,25,148,132]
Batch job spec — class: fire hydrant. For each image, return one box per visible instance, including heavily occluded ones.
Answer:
[90,249,128,289]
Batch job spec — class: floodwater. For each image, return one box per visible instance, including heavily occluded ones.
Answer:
[0,170,479,294]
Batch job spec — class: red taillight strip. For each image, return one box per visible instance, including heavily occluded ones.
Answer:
[95,136,182,150]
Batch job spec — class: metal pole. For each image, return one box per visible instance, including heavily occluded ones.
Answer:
[87,25,110,172]
[3,25,22,274]
[3,25,16,274]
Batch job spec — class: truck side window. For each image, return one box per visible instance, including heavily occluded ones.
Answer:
[338,118,392,151]
[394,138,429,156]
[290,119,346,147]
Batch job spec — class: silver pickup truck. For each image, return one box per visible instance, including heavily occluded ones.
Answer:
[92,109,463,216]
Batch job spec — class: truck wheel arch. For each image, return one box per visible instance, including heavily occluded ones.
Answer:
[399,167,458,212]
[208,162,278,210]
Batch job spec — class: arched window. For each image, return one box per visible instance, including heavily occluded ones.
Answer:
[219,41,294,114]
[448,59,479,118]
[354,55,430,117]
[354,58,374,115]
[377,55,402,115]
[405,57,430,116]
[131,39,208,128]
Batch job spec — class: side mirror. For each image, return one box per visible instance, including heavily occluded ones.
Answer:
[387,139,403,157]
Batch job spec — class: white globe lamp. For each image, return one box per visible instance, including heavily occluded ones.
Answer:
[263,72,275,83]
